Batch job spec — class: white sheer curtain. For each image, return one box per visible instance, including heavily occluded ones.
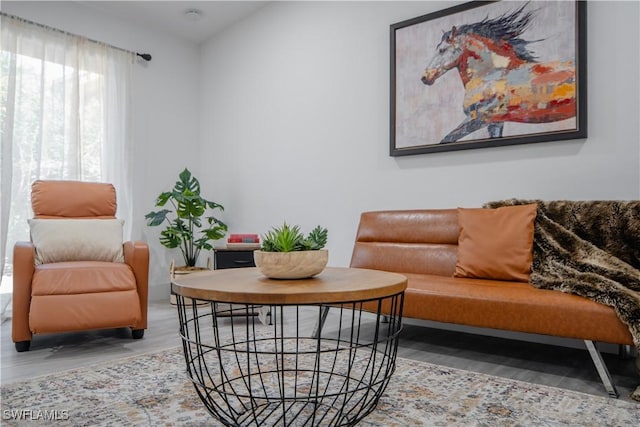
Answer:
[0,14,134,321]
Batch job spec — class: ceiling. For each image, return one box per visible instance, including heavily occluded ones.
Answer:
[78,1,269,44]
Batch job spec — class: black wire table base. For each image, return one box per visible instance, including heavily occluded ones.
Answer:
[176,294,404,427]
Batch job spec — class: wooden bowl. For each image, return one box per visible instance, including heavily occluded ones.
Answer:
[254,250,328,279]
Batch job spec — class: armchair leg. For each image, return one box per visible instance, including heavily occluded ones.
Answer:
[131,329,145,339]
[15,341,31,352]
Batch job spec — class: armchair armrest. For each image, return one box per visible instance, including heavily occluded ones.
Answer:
[12,242,35,343]
[124,241,149,330]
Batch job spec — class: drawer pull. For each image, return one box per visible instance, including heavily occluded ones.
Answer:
[233,260,252,264]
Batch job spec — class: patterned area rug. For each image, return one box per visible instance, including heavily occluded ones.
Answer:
[2,346,639,426]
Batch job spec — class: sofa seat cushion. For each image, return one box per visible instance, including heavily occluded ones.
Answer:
[32,261,136,296]
[29,290,141,334]
[399,273,633,345]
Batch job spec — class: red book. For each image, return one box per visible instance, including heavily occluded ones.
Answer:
[228,234,259,243]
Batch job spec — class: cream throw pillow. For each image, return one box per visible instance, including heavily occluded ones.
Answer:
[29,219,125,265]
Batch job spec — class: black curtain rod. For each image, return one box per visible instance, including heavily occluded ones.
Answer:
[1,12,152,62]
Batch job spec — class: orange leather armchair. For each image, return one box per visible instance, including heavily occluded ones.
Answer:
[12,180,149,352]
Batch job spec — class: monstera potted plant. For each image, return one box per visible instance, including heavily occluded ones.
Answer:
[254,222,328,279]
[145,168,227,277]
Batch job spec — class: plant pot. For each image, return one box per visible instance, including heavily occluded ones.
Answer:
[169,260,210,305]
[254,250,328,279]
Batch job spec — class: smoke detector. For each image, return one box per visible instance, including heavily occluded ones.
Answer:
[184,8,203,22]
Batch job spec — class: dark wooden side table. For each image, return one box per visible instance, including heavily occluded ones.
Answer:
[212,247,270,323]
[172,267,407,426]
[213,247,257,269]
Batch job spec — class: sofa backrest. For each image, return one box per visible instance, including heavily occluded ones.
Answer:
[350,209,459,276]
[32,180,117,219]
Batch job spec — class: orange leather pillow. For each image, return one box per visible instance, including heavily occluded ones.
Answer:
[454,204,537,282]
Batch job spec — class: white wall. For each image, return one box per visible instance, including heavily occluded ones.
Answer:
[2,1,202,299]
[200,1,640,268]
[4,1,639,299]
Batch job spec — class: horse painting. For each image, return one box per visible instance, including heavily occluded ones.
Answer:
[421,4,576,144]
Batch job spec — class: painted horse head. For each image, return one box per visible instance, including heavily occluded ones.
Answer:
[421,4,538,86]
[421,26,463,85]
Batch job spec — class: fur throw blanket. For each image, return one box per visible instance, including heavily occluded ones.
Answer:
[485,199,640,401]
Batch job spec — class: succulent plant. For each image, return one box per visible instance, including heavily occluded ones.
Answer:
[302,225,328,250]
[261,223,328,252]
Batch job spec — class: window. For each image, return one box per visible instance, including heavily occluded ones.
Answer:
[0,14,133,318]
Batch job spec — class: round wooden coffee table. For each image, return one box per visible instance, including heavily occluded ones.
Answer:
[172,266,407,426]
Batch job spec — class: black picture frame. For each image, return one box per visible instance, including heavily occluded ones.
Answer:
[390,0,587,156]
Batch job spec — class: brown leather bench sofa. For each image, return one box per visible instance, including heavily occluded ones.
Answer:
[349,209,634,398]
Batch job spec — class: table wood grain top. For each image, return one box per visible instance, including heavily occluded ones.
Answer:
[171,267,407,305]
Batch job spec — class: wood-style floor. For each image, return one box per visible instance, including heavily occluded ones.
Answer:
[1,299,638,403]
